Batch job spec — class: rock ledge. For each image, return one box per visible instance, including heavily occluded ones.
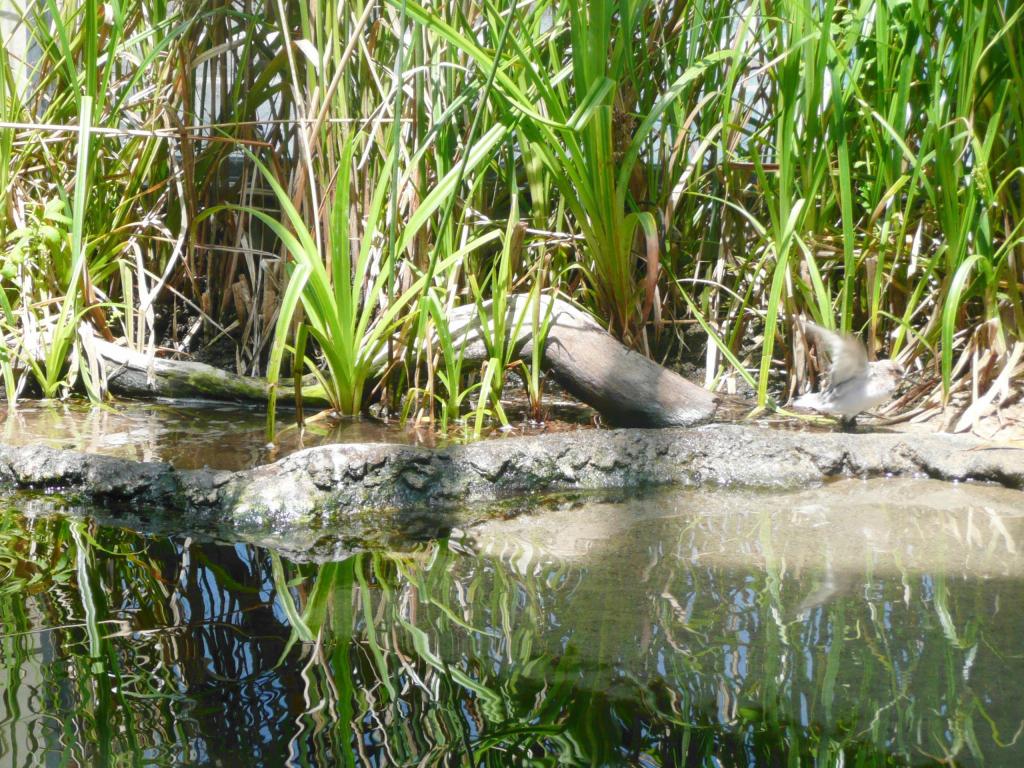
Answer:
[1,426,1021,543]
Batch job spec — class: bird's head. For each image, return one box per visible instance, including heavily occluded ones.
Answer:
[870,360,905,393]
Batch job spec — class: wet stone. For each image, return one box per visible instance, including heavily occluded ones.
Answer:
[0,424,1021,549]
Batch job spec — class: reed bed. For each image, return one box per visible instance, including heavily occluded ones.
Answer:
[0,0,1021,432]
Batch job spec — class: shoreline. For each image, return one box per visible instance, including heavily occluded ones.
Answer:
[1,425,1020,554]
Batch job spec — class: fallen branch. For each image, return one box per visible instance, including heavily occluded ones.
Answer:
[437,295,719,427]
[91,295,720,427]
[91,338,331,407]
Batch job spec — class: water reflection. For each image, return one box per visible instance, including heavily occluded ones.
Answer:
[0,399,428,470]
[1,479,1023,766]
[0,395,592,471]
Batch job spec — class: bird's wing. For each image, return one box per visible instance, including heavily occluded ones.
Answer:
[800,320,868,386]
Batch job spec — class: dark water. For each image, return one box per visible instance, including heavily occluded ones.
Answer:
[2,478,1023,766]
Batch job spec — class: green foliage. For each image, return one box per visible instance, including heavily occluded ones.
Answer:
[695,0,1024,406]
[2,199,67,283]
[1,0,1021,423]
[0,0,209,399]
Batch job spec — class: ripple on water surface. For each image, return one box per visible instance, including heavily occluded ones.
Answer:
[0,477,1022,766]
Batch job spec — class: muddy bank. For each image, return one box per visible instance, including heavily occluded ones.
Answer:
[1,426,1022,552]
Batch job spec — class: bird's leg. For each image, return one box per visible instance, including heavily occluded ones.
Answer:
[839,415,857,433]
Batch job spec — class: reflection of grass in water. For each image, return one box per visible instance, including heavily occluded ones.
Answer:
[321,528,1024,765]
[0,501,199,765]
[2,500,1022,766]
[276,532,1019,766]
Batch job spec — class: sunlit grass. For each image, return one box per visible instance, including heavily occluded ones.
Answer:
[0,0,1019,430]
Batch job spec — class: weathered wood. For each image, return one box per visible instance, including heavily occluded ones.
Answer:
[91,338,332,407]
[439,295,720,427]
[91,296,719,426]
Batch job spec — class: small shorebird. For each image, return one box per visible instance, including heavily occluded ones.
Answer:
[792,320,904,430]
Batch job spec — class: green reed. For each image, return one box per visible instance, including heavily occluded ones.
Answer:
[1,0,1021,423]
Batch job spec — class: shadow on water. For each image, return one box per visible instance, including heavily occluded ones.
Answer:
[1,478,1023,766]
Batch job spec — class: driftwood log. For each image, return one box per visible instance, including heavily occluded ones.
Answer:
[1,427,1022,559]
[92,296,719,427]
[437,296,719,427]
[90,338,332,408]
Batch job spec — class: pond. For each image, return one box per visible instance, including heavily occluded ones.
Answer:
[0,395,592,471]
[0,398,419,470]
[2,476,1022,766]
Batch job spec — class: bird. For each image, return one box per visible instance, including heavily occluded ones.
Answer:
[791,319,905,430]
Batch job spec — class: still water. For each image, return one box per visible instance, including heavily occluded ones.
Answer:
[0,396,590,470]
[0,398,432,470]
[1,478,1023,766]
